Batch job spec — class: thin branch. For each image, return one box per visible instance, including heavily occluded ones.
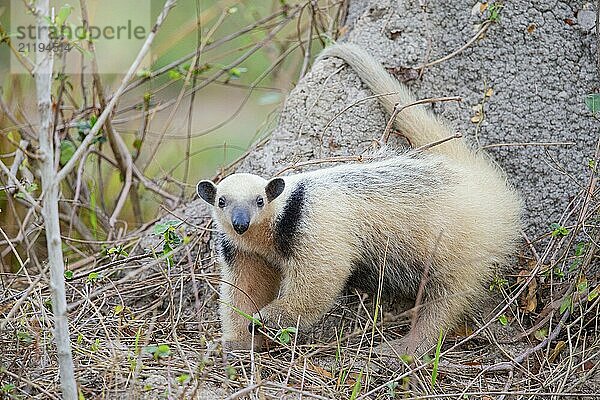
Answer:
[381,96,461,143]
[56,0,178,183]
[415,20,492,70]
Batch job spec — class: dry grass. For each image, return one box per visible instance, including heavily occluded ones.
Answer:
[1,1,599,397]
[1,140,599,399]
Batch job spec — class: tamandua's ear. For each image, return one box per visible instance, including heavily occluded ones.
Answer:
[265,178,285,202]
[197,180,217,205]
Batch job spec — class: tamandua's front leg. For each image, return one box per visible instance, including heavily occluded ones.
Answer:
[252,254,351,334]
[219,249,280,351]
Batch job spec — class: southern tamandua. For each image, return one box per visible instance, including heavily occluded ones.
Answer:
[196,43,522,355]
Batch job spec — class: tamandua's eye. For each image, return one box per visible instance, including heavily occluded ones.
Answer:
[256,196,264,208]
[218,197,226,208]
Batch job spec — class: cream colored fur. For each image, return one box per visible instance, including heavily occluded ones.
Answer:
[201,43,522,356]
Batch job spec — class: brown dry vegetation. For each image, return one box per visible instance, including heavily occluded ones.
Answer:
[1,0,600,399]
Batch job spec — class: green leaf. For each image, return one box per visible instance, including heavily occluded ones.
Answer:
[16,182,38,199]
[488,3,504,22]
[64,270,74,280]
[585,93,600,113]
[89,182,97,237]
[577,279,588,293]
[498,314,508,326]
[277,329,291,344]
[431,328,443,388]
[223,301,262,327]
[588,287,599,302]
[156,344,171,358]
[153,220,180,235]
[225,365,237,380]
[143,344,171,359]
[176,374,190,385]
[1,384,15,393]
[86,272,100,283]
[575,242,587,256]
[55,4,73,27]
[167,69,183,80]
[137,68,152,78]
[559,296,572,314]
[534,328,548,341]
[16,331,33,345]
[228,67,248,79]
[59,140,77,166]
[550,222,569,237]
[349,370,363,400]
[114,305,124,315]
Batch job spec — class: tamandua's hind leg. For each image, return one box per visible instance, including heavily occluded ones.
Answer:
[219,251,280,352]
[380,278,476,357]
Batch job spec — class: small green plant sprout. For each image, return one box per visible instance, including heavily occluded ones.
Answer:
[550,222,569,237]
[1,383,15,394]
[86,271,101,284]
[577,276,588,294]
[226,67,248,82]
[489,274,508,291]
[144,344,171,360]
[588,286,599,302]
[386,381,399,398]
[349,369,363,400]
[106,245,129,258]
[275,327,297,345]
[153,220,183,267]
[113,304,125,316]
[176,374,190,385]
[534,327,548,341]
[167,69,183,80]
[225,365,237,380]
[136,68,152,78]
[431,329,443,388]
[487,2,504,22]
[560,296,573,314]
[15,182,37,199]
[90,338,101,352]
[553,266,565,279]
[64,270,74,280]
[498,314,509,326]
[569,242,588,272]
[16,331,34,345]
[585,93,600,114]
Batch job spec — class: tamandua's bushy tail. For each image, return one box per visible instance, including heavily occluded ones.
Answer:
[318,43,474,163]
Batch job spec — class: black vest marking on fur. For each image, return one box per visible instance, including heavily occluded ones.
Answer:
[274,183,306,256]
[348,240,422,298]
[217,232,236,265]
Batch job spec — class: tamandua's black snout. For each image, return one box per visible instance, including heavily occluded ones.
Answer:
[231,208,250,235]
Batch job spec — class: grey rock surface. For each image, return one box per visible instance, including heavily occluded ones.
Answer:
[239,0,599,238]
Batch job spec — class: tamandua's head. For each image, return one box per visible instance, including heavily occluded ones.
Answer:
[196,173,285,235]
